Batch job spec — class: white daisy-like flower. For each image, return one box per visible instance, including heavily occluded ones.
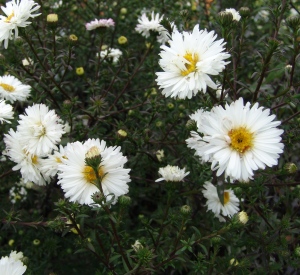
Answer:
[99,48,122,64]
[186,98,284,181]
[0,251,26,275]
[58,138,131,206]
[39,145,66,179]
[135,12,170,43]
[17,104,65,156]
[0,0,41,49]
[225,8,241,21]
[156,24,230,99]
[85,18,115,30]
[0,75,31,103]
[202,181,239,221]
[155,165,189,182]
[0,99,13,123]
[4,129,49,185]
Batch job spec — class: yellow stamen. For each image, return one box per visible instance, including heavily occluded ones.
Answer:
[181,53,199,76]
[228,127,254,154]
[0,83,15,92]
[55,157,62,163]
[224,191,230,205]
[83,165,105,183]
[31,155,38,164]
[5,12,14,23]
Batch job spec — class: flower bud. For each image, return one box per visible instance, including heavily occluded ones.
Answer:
[217,11,234,27]
[229,258,239,266]
[156,150,164,162]
[120,8,127,14]
[180,205,191,216]
[239,7,251,18]
[118,36,128,44]
[85,146,101,168]
[14,37,24,47]
[119,195,131,207]
[294,247,300,257]
[33,239,41,245]
[76,67,84,76]
[284,162,298,174]
[132,240,143,252]
[117,129,128,138]
[47,13,58,23]
[286,16,300,32]
[68,34,78,44]
[91,191,104,204]
[167,103,174,110]
[237,211,249,225]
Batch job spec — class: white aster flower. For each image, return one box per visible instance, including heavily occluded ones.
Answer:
[98,47,122,64]
[4,129,49,185]
[58,138,131,206]
[135,12,170,43]
[0,0,41,49]
[202,181,239,221]
[0,251,26,275]
[225,8,241,21]
[155,165,189,182]
[85,18,115,30]
[0,75,31,103]
[186,98,284,181]
[0,100,13,123]
[39,145,66,179]
[156,24,230,99]
[17,104,65,156]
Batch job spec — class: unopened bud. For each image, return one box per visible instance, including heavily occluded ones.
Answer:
[229,258,239,266]
[180,205,191,216]
[117,129,127,138]
[118,36,127,45]
[47,13,58,23]
[76,67,84,75]
[237,211,249,225]
[284,162,298,174]
[119,195,131,206]
[239,7,251,18]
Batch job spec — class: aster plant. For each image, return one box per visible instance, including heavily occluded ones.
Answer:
[0,0,299,274]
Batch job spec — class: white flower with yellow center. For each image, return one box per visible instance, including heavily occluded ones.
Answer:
[0,0,41,49]
[155,165,189,182]
[0,75,31,102]
[0,99,13,123]
[39,145,66,179]
[4,129,49,185]
[17,104,65,156]
[156,24,230,99]
[202,181,239,221]
[58,138,131,206]
[0,251,26,275]
[186,98,284,181]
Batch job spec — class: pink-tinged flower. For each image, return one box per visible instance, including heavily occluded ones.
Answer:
[85,18,115,30]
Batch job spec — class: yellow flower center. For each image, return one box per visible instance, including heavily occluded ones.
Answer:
[5,12,14,23]
[228,127,254,154]
[181,53,199,76]
[0,83,15,92]
[83,165,105,183]
[31,155,38,164]
[55,157,62,163]
[224,191,230,205]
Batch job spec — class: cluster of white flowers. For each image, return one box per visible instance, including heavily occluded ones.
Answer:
[135,12,171,44]
[156,165,189,182]
[4,104,65,185]
[57,138,131,206]
[0,0,41,48]
[98,47,123,64]
[9,184,27,204]
[156,24,230,99]
[186,98,284,182]
[85,18,115,30]
[0,251,26,275]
